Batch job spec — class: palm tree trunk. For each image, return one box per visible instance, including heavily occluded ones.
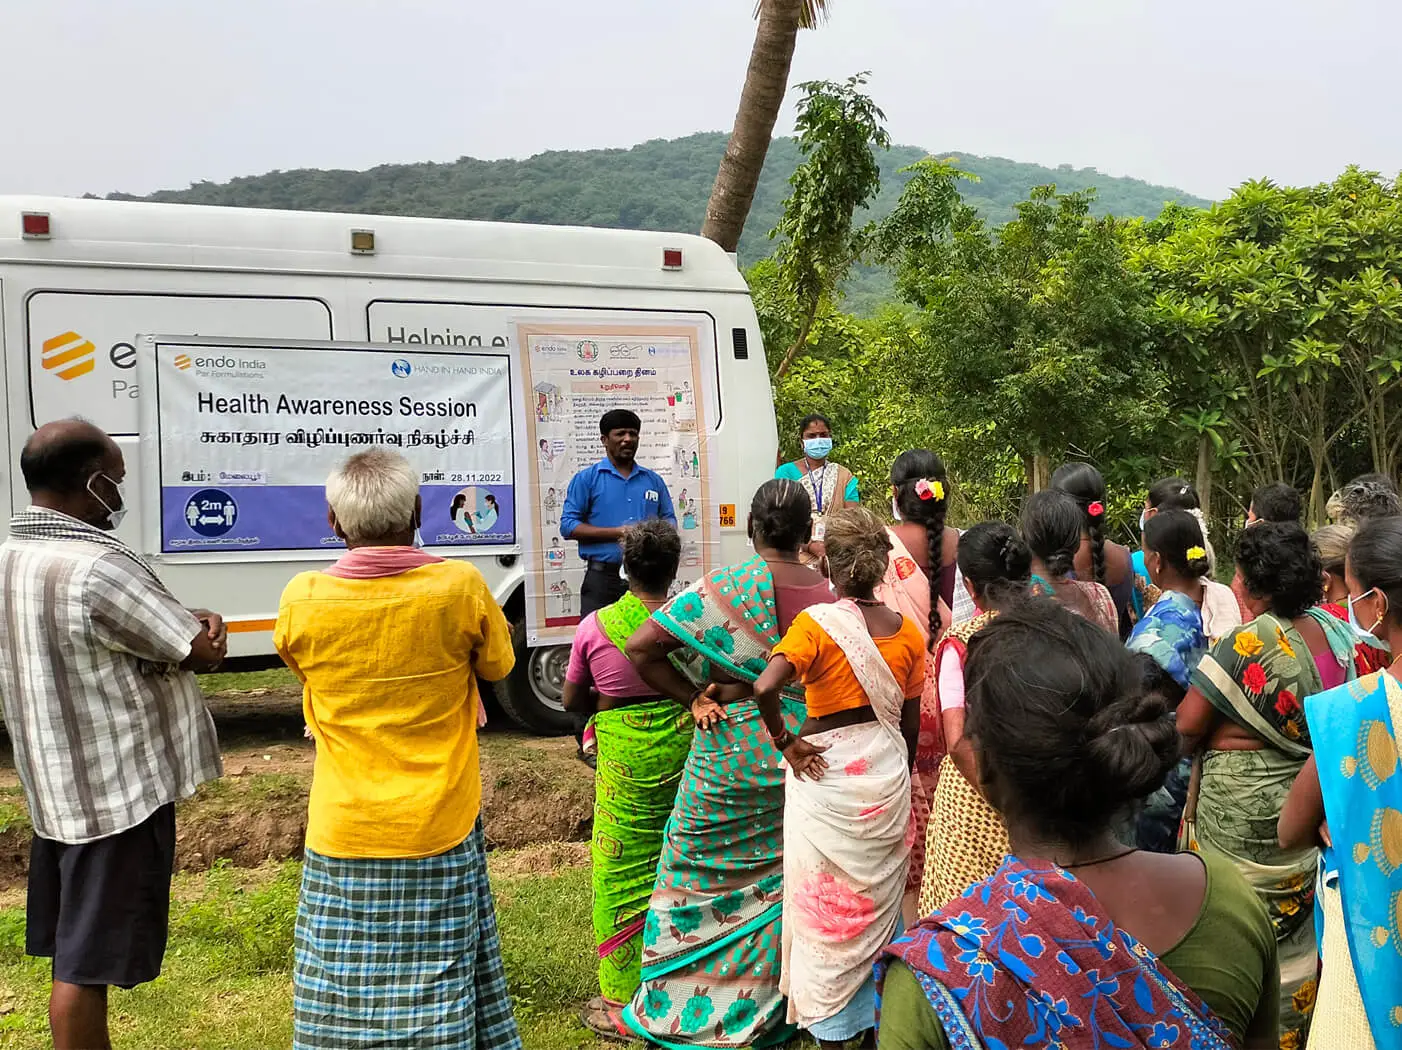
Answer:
[700,0,805,253]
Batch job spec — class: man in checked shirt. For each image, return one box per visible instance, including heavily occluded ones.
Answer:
[0,419,227,1050]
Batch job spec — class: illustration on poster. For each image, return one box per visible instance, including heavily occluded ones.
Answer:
[516,322,712,644]
[535,383,564,422]
[450,487,501,536]
[184,489,239,538]
[546,536,565,569]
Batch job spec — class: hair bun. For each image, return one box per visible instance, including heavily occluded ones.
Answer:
[1084,695,1178,801]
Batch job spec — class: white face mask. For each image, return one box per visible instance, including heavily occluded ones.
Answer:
[1347,589,1391,651]
[87,472,128,530]
[891,496,903,522]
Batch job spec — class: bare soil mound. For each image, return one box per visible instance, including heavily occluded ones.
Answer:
[0,681,594,886]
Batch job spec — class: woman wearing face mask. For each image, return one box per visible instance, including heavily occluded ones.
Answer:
[776,414,859,569]
[1314,523,1389,676]
[1279,517,1402,1050]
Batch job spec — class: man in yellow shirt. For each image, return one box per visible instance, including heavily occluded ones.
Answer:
[274,448,521,1050]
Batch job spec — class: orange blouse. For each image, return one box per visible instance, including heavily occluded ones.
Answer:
[772,609,927,719]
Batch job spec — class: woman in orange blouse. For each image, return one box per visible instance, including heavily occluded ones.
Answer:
[752,506,925,1049]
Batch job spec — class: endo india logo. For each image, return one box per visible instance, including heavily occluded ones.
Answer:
[41,332,96,381]
[391,359,412,378]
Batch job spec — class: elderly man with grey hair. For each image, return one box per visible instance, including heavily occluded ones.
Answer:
[274,448,521,1050]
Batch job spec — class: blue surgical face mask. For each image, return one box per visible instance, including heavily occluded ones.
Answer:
[1347,589,1391,651]
[802,436,833,460]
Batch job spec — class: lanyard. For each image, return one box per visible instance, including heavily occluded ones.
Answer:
[807,464,827,514]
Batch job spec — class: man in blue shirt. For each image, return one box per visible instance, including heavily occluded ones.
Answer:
[561,409,677,617]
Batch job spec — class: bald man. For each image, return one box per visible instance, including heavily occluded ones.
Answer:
[0,420,227,1050]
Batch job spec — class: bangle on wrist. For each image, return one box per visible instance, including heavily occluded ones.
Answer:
[769,727,794,750]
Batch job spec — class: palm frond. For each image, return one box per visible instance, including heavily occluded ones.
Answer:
[753,0,830,30]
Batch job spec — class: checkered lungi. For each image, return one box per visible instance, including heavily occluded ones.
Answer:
[293,821,522,1050]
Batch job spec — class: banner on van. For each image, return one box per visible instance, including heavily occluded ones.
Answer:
[514,320,715,645]
[142,339,515,554]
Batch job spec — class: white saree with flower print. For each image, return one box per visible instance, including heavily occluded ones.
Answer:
[780,599,911,1032]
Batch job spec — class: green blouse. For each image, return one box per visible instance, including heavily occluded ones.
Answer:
[878,850,1281,1049]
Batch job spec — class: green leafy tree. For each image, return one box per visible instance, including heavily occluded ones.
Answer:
[877,183,1166,491]
[1138,168,1402,522]
[768,73,890,379]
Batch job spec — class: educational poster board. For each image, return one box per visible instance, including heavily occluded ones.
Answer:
[515,321,715,644]
[141,338,515,554]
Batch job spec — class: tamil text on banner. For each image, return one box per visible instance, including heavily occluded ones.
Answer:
[514,321,715,644]
[144,339,514,554]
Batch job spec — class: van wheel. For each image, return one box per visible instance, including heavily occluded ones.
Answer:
[495,619,575,735]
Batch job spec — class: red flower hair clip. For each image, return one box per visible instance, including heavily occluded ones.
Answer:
[914,479,945,502]
[1087,501,1106,518]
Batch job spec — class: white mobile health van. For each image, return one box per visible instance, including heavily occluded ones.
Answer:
[0,196,780,733]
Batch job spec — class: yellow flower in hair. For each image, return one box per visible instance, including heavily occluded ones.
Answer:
[1186,546,1206,562]
[932,480,945,501]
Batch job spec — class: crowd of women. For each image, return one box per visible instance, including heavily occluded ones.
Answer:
[562,415,1402,1050]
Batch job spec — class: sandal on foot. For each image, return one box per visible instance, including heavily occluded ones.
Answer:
[577,1000,634,1044]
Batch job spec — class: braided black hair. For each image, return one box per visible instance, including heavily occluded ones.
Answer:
[749,478,812,552]
[1021,490,1082,578]
[1051,462,1109,585]
[891,449,949,647]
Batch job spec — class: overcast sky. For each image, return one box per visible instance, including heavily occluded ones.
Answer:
[3,0,1398,201]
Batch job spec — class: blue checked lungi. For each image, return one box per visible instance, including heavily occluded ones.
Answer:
[293,821,522,1050]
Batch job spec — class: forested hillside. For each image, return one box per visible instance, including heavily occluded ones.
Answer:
[107,132,1209,270]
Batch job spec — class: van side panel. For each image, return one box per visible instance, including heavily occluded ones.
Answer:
[1,262,777,660]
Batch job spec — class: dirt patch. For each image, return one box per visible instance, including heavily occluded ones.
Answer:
[489,841,591,877]
[176,773,310,871]
[0,711,594,888]
[0,826,27,888]
[480,735,596,849]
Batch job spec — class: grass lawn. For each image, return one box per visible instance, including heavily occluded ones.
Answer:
[0,854,619,1050]
[198,666,300,695]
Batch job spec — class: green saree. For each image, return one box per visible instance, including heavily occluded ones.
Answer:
[1188,609,1358,1047]
[624,557,808,1049]
[591,593,694,1004]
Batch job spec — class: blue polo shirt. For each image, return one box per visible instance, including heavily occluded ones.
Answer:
[560,457,677,563]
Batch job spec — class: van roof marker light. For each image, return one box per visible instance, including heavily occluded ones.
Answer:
[21,212,51,239]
